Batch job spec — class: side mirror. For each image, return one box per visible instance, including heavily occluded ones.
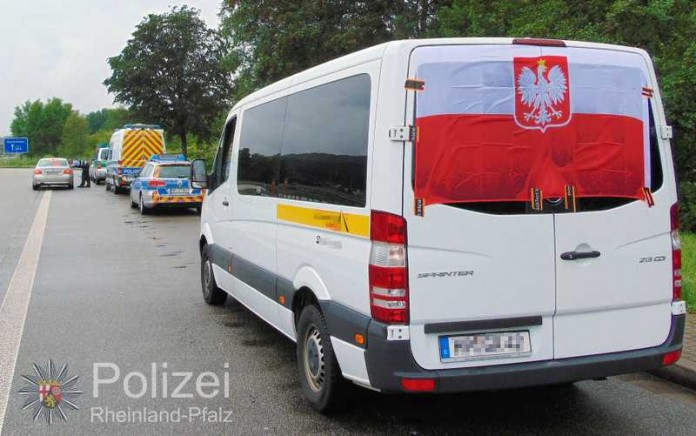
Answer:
[191,159,208,189]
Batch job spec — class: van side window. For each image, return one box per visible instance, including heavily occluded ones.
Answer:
[220,117,237,185]
[237,99,285,196]
[279,75,370,207]
[211,117,237,192]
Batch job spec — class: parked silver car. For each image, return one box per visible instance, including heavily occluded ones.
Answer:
[32,158,74,190]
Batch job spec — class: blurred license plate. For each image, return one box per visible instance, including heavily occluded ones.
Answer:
[169,188,188,195]
[439,331,531,362]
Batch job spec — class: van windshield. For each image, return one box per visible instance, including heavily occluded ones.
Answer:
[411,45,662,213]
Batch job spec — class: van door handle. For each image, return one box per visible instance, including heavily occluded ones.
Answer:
[222,200,229,206]
[561,250,601,261]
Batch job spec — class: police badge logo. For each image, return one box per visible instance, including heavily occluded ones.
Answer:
[514,56,571,132]
[18,360,82,424]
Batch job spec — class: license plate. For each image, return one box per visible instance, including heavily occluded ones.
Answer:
[169,188,188,195]
[439,330,531,362]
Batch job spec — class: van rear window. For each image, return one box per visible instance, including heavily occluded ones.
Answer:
[411,45,661,214]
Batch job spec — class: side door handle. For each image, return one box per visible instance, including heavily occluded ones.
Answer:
[560,250,601,261]
[222,199,229,206]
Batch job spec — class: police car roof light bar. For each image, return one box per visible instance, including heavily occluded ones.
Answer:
[150,154,186,162]
[122,123,162,129]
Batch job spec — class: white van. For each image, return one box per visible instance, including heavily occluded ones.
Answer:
[191,38,686,412]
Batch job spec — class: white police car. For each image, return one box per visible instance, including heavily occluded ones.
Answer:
[129,154,204,215]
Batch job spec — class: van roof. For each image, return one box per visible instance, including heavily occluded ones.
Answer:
[230,37,651,115]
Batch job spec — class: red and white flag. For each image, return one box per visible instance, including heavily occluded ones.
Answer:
[413,45,651,206]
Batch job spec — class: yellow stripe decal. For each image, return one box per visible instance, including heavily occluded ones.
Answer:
[277,204,369,238]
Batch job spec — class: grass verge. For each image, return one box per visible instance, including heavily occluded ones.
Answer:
[0,155,40,167]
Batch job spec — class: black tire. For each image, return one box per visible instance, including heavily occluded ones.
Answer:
[139,194,150,215]
[200,244,227,305]
[130,197,138,208]
[114,184,121,195]
[32,184,38,191]
[195,205,202,215]
[68,183,74,190]
[105,181,111,192]
[296,304,346,413]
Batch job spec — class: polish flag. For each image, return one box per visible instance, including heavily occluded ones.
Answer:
[413,45,651,206]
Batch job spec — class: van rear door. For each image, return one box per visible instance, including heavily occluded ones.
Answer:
[404,44,556,370]
[122,129,165,171]
[404,43,674,369]
[540,46,673,358]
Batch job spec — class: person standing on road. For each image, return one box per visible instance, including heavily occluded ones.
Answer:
[78,159,91,188]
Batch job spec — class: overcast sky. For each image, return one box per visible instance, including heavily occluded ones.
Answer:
[0,0,222,136]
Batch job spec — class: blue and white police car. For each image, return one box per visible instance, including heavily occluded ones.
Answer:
[129,154,205,215]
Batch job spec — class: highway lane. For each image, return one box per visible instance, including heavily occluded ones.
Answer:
[0,169,42,304]
[0,170,695,435]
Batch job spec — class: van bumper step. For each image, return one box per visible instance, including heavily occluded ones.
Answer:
[364,315,685,393]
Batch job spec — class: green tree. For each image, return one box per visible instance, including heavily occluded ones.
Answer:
[104,6,233,157]
[220,1,405,99]
[10,98,73,156]
[86,107,134,134]
[59,112,90,157]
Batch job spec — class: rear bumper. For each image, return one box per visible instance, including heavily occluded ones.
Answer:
[363,315,685,393]
[92,168,106,180]
[33,174,72,185]
[151,193,203,208]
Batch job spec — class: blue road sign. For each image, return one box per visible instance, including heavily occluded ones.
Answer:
[4,137,29,154]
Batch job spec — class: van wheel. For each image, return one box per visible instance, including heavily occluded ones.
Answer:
[297,305,345,413]
[201,245,226,305]
[106,181,111,192]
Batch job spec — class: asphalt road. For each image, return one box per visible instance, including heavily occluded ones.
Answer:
[0,168,695,435]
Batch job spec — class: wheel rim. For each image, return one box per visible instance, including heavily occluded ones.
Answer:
[303,325,325,393]
[202,259,212,298]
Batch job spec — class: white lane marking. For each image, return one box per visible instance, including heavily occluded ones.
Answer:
[0,190,51,433]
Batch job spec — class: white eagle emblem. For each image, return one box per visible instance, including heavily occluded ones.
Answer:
[516,58,569,131]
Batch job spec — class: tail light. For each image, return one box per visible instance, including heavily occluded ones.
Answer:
[117,160,123,165]
[34,169,42,175]
[148,180,166,188]
[116,167,123,175]
[671,203,682,301]
[663,349,681,366]
[369,211,409,323]
[63,169,72,175]
[401,378,436,392]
